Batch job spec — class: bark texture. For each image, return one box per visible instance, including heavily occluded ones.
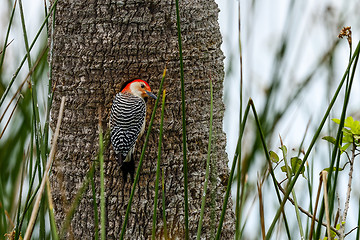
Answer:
[50,0,235,239]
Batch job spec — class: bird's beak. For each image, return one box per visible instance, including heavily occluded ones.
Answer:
[146,91,157,100]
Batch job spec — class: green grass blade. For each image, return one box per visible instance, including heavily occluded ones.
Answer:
[39,198,46,239]
[42,1,57,172]
[43,0,49,34]
[196,78,213,239]
[161,169,169,240]
[0,0,16,75]
[235,1,244,237]
[18,0,32,69]
[250,101,292,240]
[18,1,43,159]
[59,129,110,238]
[46,178,59,240]
[279,138,301,238]
[90,165,99,240]
[24,96,65,240]
[215,100,251,240]
[16,151,41,237]
[315,39,360,240]
[99,118,106,240]
[18,0,43,176]
[0,177,7,235]
[174,1,189,238]
[356,197,360,240]
[60,164,96,238]
[291,190,304,238]
[152,90,166,240]
[328,42,359,209]
[0,0,59,107]
[266,40,360,240]
[14,154,27,240]
[119,68,166,240]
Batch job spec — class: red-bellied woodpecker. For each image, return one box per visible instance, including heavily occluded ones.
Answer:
[110,79,156,183]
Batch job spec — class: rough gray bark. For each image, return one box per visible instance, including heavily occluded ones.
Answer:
[50,0,235,239]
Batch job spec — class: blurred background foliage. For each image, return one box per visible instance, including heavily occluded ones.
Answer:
[1,0,360,239]
[0,0,50,238]
[219,0,360,239]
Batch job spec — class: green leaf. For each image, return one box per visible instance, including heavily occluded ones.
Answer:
[351,123,360,135]
[340,143,351,153]
[332,118,340,124]
[280,165,291,174]
[290,157,305,175]
[330,223,341,238]
[279,145,287,156]
[333,116,360,136]
[344,116,354,128]
[323,167,343,172]
[349,117,360,135]
[335,223,341,230]
[269,151,279,163]
[322,136,336,145]
[342,129,353,143]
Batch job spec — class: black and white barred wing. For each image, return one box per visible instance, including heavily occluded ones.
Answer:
[110,92,146,161]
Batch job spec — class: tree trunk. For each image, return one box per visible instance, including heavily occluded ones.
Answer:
[50,0,235,239]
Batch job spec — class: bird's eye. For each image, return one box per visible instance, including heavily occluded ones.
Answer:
[141,84,145,88]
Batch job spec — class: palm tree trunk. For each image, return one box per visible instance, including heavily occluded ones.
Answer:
[50,0,235,239]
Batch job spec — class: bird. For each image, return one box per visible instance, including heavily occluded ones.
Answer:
[110,79,157,183]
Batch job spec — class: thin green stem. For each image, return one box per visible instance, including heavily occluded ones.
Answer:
[196,78,213,239]
[99,122,106,240]
[215,100,251,240]
[60,164,96,239]
[15,152,27,240]
[18,0,41,143]
[316,39,359,239]
[0,0,59,107]
[152,90,166,240]
[0,0,16,74]
[19,0,46,236]
[43,0,49,34]
[59,130,110,238]
[251,102,291,240]
[90,165,99,240]
[119,68,166,240]
[329,40,358,211]
[266,40,360,240]
[46,178,59,240]
[43,0,57,167]
[23,97,65,240]
[356,198,360,240]
[0,178,6,234]
[291,190,304,238]
[162,169,169,240]
[235,1,244,239]
[279,139,304,238]
[174,0,189,238]
[18,0,32,69]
